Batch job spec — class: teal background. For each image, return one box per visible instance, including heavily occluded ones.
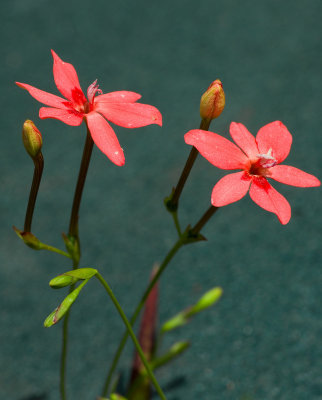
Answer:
[1,0,321,399]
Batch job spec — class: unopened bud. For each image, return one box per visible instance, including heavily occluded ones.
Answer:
[187,287,223,317]
[49,275,78,289]
[161,287,223,333]
[49,268,98,288]
[22,120,42,159]
[200,80,225,121]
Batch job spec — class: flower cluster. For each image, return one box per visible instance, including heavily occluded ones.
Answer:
[17,51,320,225]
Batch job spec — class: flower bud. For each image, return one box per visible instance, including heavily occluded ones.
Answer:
[49,268,98,288]
[22,120,42,159]
[49,275,79,289]
[186,287,222,317]
[200,80,225,121]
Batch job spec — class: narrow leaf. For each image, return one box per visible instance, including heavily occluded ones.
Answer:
[43,279,88,327]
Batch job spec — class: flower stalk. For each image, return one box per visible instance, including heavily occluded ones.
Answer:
[68,126,94,241]
[166,118,211,212]
[60,125,95,400]
[189,205,219,236]
[24,151,44,232]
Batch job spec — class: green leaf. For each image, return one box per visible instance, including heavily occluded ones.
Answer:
[49,268,97,289]
[44,279,88,327]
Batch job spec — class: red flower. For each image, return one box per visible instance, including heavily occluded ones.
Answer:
[16,50,162,166]
[185,122,320,224]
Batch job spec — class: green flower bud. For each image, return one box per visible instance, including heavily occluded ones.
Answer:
[22,120,43,159]
[161,287,222,333]
[49,268,97,289]
[200,80,225,121]
[187,287,223,317]
[49,275,79,289]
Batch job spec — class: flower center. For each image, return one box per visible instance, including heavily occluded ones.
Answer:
[248,149,277,176]
[84,79,103,113]
[87,79,103,104]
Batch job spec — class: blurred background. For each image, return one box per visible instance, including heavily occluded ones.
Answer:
[1,0,321,399]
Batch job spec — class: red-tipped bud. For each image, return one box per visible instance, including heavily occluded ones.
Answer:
[22,120,43,159]
[200,80,225,121]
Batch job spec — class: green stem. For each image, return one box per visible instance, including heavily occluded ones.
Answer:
[96,273,167,400]
[60,126,93,400]
[171,210,182,236]
[102,237,185,397]
[60,257,79,400]
[24,152,44,232]
[60,309,68,400]
[42,244,71,258]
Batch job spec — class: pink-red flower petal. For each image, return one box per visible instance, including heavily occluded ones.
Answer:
[86,112,125,166]
[184,129,249,170]
[256,121,292,163]
[229,122,259,159]
[269,165,321,187]
[39,107,84,126]
[211,171,251,206]
[95,91,142,104]
[249,177,291,224]
[51,50,86,105]
[94,102,162,128]
[16,82,71,109]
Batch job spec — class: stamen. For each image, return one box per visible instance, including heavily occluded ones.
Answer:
[257,148,277,168]
[87,79,103,104]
